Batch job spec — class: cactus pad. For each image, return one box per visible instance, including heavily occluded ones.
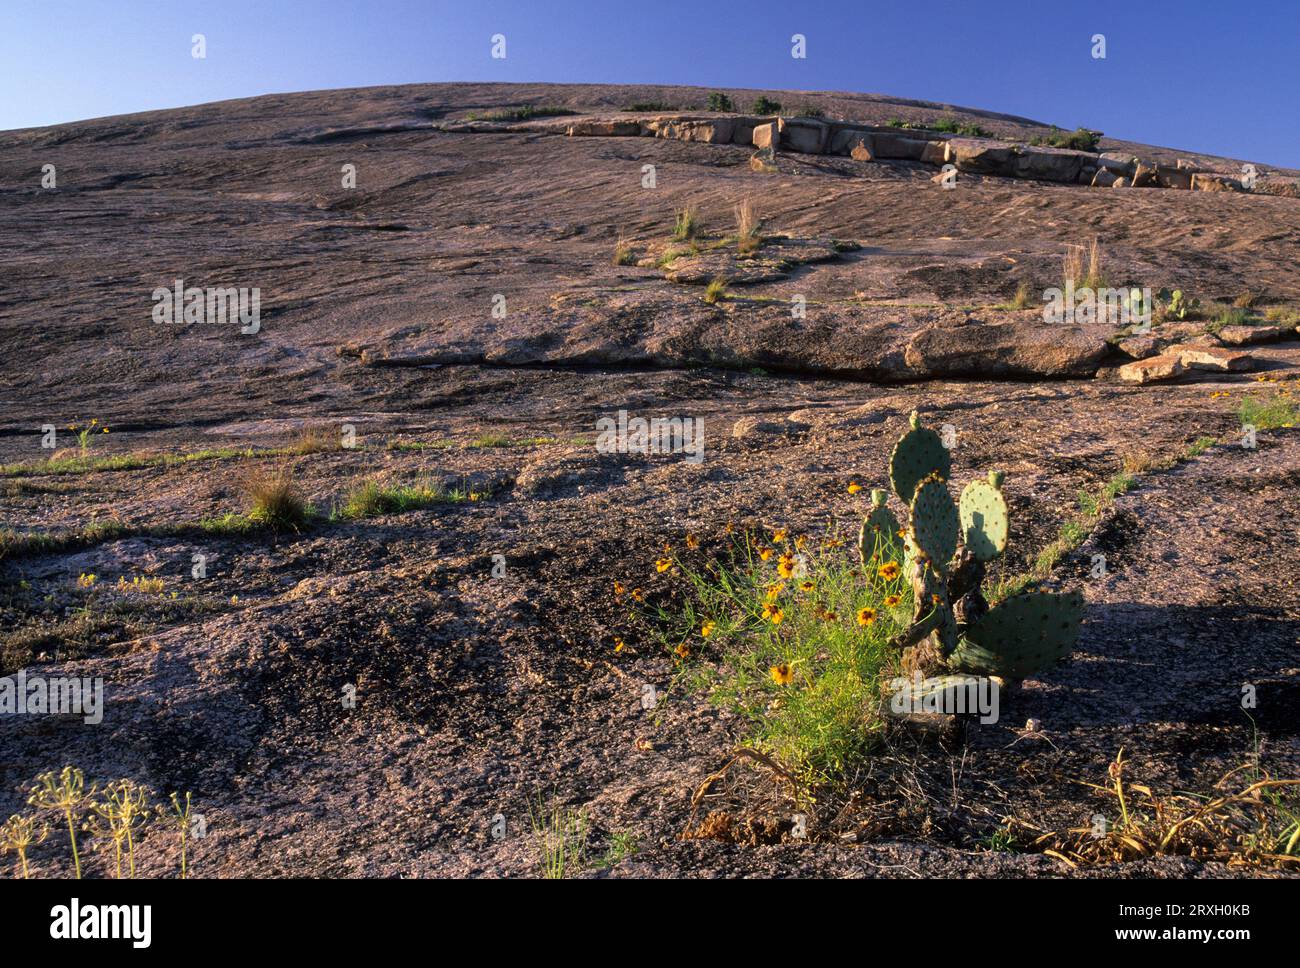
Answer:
[889,411,951,505]
[949,590,1083,679]
[886,674,991,721]
[909,476,959,571]
[858,489,901,562]
[959,477,1009,562]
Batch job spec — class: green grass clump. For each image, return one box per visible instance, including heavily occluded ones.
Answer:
[530,800,588,880]
[1030,126,1103,152]
[467,433,516,448]
[1239,393,1298,430]
[655,244,695,268]
[385,439,455,452]
[1185,436,1217,458]
[595,831,639,868]
[652,527,909,786]
[333,478,476,520]
[929,116,992,137]
[703,277,728,305]
[672,206,700,241]
[0,520,130,563]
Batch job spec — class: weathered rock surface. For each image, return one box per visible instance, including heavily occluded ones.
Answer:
[904,321,1112,378]
[1014,146,1087,183]
[1218,324,1285,346]
[779,118,829,154]
[1119,353,1186,383]
[946,137,1017,175]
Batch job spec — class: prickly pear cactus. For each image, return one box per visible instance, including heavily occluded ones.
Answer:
[959,470,1009,562]
[889,411,951,505]
[949,591,1084,679]
[909,476,959,571]
[858,489,901,569]
[879,411,1082,686]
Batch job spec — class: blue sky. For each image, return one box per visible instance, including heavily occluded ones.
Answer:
[3,0,1297,166]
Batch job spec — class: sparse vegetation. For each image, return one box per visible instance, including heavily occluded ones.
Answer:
[1031,126,1103,152]
[672,205,700,241]
[703,276,728,304]
[734,199,761,255]
[613,233,634,266]
[596,830,639,868]
[464,105,577,122]
[27,767,93,879]
[751,95,782,115]
[11,767,198,879]
[650,524,903,785]
[928,116,993,137]
[333,477,477,520]
[1026,749,1300,868]
[623,101,679,112]
[1004,281,1033,310]
[530,799,588,879]
[1063,238,1105,290]
[706,92,735,113]
[1238,392,1298,430]
[287,425,342,454]
[242,464,311,531]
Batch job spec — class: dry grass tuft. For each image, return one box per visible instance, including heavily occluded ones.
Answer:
[288,425,341,455]
[735,200,761,255]
[241,464,309,530]
[612,233,634,266]
[1019,750,1300,869]
[1120,451,1157,476]
[1063,238,1105,290]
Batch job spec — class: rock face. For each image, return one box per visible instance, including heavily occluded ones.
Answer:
[872,132,929,160]
[828,124,873,155]
[1131,163,1159,188]
[1014,146,1086,183]
[1119,353,1186,383]
[850,138,875,161]
[1117,334,1167,359]
[1156,165,1194,190]
[557,110,1281,200]
[566,119,642,137]
[1119,345,1257,382]
[749,146,778,173]
[1178,346,1253,372]
[779,118,829,154]
[1217,325,1284,345]
[1192,173,1244,192]
[904,321,1111,378]
[731,416,808,440]
[946,138,1017,175]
